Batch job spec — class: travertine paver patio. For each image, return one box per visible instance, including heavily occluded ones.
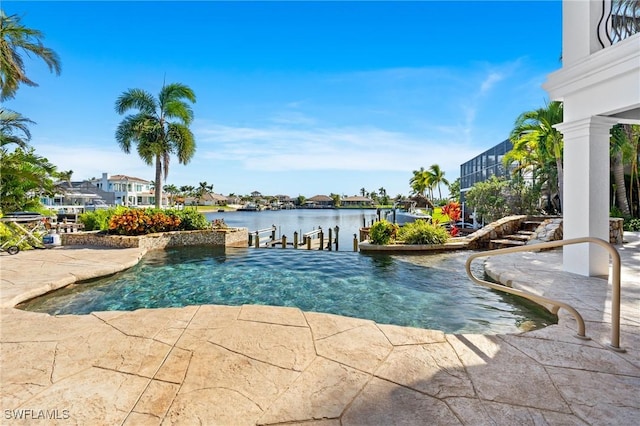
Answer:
[0,235,638,425]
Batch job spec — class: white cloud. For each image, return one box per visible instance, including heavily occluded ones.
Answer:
[31,140,156,181]
[480,71,504,95]
[195,123,468,177]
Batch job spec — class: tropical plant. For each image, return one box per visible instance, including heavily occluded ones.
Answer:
[330,193,341,207]
[0,108,34,148]
[428,164,449,201]
[195,181,213,205]
[115,83,197,208]
[397,220,449,245]
[0,147,58,212]
[465,176,511,223]
[465,175,541,223]
[79,207,123,231]
[369,219,398,245]
[441,201,461,222]
[174,209,209,230]
[624,218,640,232]
[410,167,429,198]
[108,209,181,235]
[0,10,62,101]
[163,184,179,206]
[506,101,564,212]
[610,124,639,217]
[448,178,461,201]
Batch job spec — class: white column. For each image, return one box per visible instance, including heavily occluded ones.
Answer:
[555,116,617,276]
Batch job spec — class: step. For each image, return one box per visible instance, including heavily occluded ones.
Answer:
[505,234,531,242]
[521,221,543,231]
[517,230,535,236]
[489,239,527,249]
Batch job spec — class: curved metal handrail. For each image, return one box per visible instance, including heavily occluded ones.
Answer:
[465,237,624,352]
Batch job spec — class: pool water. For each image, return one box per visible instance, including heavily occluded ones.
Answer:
[19,247,556,334]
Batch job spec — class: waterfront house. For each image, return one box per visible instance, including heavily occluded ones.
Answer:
[304,195,335,208]
[41,180,113,212]
[341,196,375,207]
[184,192,228,206]
[90,173,163,207]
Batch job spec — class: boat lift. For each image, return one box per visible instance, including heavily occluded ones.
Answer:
[0,212,47,255]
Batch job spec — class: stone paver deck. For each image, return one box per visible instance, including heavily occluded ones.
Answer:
[1,234,639,425]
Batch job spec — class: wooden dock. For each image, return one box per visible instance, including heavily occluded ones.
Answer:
[249,226,348,251]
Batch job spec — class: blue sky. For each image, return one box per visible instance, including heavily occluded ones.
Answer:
[4,0,562,198]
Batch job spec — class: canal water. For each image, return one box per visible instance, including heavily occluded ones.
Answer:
[205,209,380,250]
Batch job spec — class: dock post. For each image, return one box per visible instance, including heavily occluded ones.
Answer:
[319,229,324,250]
[327,228,332,251]
[271,225,276,242]
[248,233,253,247]
[282,235,287,249]
[353,234,358,252]
[334,226,340,251]
[255,234,260,248]
[293,232,298,249]
[306,235,311,250]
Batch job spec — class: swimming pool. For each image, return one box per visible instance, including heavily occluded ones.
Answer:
[19,247,556,334]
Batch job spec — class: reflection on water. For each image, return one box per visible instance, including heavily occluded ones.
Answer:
[20,247,557,334]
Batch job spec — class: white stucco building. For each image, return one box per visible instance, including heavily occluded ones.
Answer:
[90,173,158,207]
[543,0,640,276]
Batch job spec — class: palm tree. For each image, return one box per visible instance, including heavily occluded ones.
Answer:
[360,187,366,197]
[115,83,196,208]
[0,10,62,101]
[196,181,211,205]
[0,109,34,148]
[507,101,564,211]
[428,164,449,201]
[0,146,57,212]
[409,167,429,197]
[163,184,179,206]
[611,124,640,217]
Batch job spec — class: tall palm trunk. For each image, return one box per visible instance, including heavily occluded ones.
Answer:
[155,155,162,209]
[612,150,630,215]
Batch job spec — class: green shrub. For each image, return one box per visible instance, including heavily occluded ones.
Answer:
[397,220,449,245]
[79,209,114,231]
[174,209,210,230]
[609,206,625,218]
[369,220,398,245]
[624,218,640,232]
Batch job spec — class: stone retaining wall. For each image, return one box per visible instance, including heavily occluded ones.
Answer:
[61,228,249,250]
[609,218,624,245]
[530,218,563,244]
[466,215,527,249]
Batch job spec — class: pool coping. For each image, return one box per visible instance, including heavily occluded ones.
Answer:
[1,236,639,424]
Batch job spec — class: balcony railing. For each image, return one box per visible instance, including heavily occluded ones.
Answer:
[599,0,640,47]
